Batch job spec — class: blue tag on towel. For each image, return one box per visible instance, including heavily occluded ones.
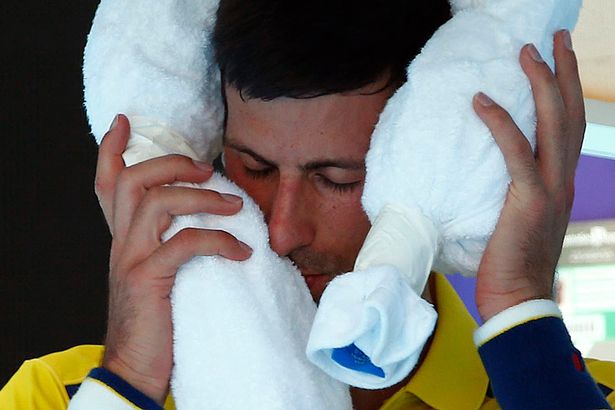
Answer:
[331,343,385,378]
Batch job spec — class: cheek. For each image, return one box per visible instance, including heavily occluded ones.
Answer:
[316,194,371,253]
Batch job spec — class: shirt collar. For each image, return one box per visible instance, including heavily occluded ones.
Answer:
[403,273,489,410]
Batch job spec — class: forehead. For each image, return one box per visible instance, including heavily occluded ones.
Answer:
[224,83,395,164]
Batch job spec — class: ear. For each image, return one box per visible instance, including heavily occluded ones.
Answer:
[449,0,487,15]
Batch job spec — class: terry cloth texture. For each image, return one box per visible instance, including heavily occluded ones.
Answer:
[363,0,583,277]
[165,171,351,409]
[83,0,224,163]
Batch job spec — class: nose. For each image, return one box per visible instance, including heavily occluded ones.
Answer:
[266,176,315,257]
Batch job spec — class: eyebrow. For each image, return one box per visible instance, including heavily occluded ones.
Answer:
[225,140,365,171]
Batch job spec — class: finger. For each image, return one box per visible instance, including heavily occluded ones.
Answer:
[519,43,567,192]
[113,155,214,242]
[473,92,541,192]
[138,186,244,235]
[120,186,244,263]
[553,29,586,170]
[95,114,130,233]
[129,228,252,284]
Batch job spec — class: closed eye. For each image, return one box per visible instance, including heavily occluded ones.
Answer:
[315,174,361,194]
[244,166,276,179]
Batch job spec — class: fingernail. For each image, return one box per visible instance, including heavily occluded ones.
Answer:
[526,43,543,63]
[561,29,573,51]
[221,193,243,204]
[475,92,494,107]
[192,159,213,171]
[108,114,119,131]
[239,240,253,255]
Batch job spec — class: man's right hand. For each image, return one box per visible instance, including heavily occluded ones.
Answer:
[94,114,252,404]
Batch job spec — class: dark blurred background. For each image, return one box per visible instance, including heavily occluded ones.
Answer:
[1,2,109,385]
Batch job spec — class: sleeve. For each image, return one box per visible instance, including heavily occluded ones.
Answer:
[68,367,164,410]
[0,359,70,409]
[474,300,612,410]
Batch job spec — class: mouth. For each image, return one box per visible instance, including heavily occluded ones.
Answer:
[302,273,330,289]
[300,271,334,303]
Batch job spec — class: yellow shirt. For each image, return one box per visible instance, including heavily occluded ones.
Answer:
[2,274,613,409]
[382,274,615,409]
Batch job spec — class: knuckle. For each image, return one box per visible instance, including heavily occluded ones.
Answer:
[507,138,532,159]
[173,228,200,250]
[94,177,110,197]
[117,167,154,205]
[116,167,134,190]
[166,154,193,168]
[148,185,165,199]
[142,186,165,207]
[167,228,239,259]
[181,228,235,256]
[172,228,213,257]
[100,129,114,146]
[490,109,511,128]
[209,229,235,244]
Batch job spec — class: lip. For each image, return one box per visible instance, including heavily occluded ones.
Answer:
[301,273,332,301]
[302,273,330,288]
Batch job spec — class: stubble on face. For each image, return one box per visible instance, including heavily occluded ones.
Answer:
[223,77,398,302]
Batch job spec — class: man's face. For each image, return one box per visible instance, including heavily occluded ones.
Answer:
[223,80,395,302]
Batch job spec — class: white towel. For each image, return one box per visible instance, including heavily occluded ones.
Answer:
[83,0,224,163]
[307,0,582,389]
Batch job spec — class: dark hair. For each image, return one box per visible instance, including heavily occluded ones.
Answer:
[212,1,451,100]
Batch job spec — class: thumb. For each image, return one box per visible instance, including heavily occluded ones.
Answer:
[95,114,131,235]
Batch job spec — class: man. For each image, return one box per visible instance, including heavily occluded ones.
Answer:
[2,1,613,409]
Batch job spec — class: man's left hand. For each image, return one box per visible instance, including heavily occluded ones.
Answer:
[473,30,585,322]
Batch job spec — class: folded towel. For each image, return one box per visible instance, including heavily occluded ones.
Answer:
[307,264,437,388]
[307,0,582,389]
